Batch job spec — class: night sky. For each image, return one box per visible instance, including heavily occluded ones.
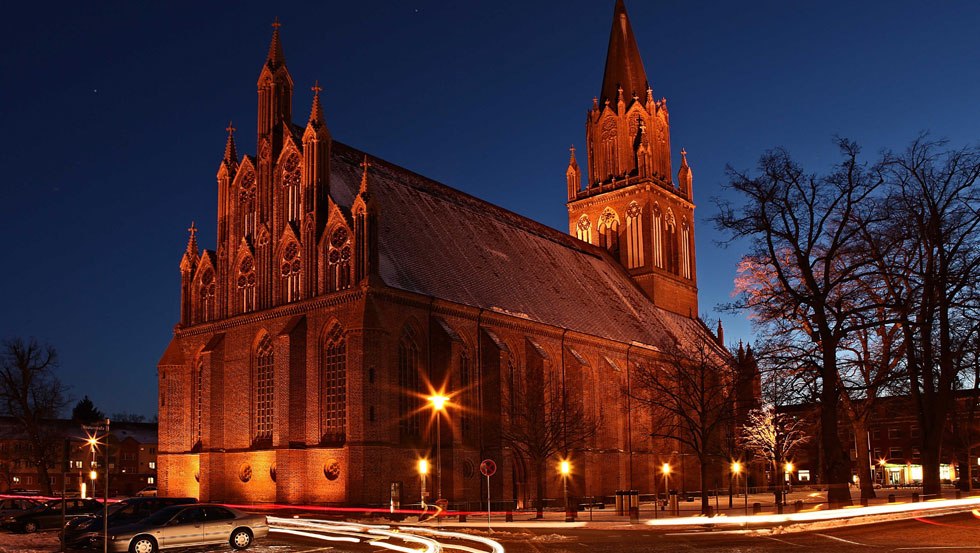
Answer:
[1,1,978,418]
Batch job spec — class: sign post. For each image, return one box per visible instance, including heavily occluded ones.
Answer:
[82,419,110,553]
[480,459,496,532]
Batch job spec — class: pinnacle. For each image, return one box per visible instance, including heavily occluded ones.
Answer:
[186,221,199,258]
[223,121,238,165]
[359,155,371,194]
[308,81,325,126]
[266,18,286,69]
[599,0,649,110]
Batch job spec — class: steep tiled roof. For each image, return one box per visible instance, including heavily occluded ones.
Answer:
[328,141,709,351]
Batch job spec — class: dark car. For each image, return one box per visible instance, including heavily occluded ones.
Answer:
[0,497,43,518]
[2,498,103,533]
[61,496,197,548]
[105,504,267,553]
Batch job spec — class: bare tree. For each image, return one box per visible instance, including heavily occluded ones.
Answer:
[740,406,810,511]
[715,139,885,507]
[630,332,737,514]
[0,338,69,496]
[501,362,598,518]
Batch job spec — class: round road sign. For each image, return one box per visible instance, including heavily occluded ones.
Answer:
[479,459,496,477]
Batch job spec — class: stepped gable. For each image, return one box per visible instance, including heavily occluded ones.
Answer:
[327,141,686,348]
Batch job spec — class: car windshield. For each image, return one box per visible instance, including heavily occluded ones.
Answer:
[142,505,183,526]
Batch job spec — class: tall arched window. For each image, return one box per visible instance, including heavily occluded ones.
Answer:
[195,360,204,447]
[398,327,422,440]
[664,208,678,274]
[282,154,301,223]
[237,256,256,313]
[625,202,644,268]
[681,218,692,279]
[601,118,618,179]
[458,352,474,443]
[321,324,346,443]
[598,209,620,258]
[576,215,592,244]
[281,241,301,302]
[239,170,256,237]
[199,268,216,322]
[354,208,367,282]
[328,227,352,292]
[253,334,274,445]
[652,204,663,268]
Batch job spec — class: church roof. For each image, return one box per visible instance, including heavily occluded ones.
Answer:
[600,0,649,107]
[327,141,706,351]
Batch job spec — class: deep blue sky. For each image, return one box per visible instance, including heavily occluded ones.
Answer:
[1,1,977,418]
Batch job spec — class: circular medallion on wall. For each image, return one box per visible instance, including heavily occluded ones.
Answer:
[324,459,341,481]
[462,459,476,479]
[270,464,277,482]
[194,471,200,483]
[239,464,252,483]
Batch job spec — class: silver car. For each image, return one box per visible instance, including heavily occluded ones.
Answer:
[105,504,268,553]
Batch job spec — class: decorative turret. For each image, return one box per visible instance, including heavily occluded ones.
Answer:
[566,145,581,201]
[678,148,693,198]
[715,318,724,348]
[257,18,293,164]
[222,122,239,173]
[179,222,200,326]
[303,81,331,233]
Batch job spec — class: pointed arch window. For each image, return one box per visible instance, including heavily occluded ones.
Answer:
[601,118,618,180]
[354,208,368,282]
[328,227,352,292]
[576,215,592,244]
[321,324,346,444]
[282,154,301,223]
[664,208,678,275]
[239,170,256,237]
[681,218,692,279]
[237,256,256,313]
[199,268,216,322]
[625,202,644,268]
[458,351,475,444]
[398,327,422,440]
[598,209,620,258]
[195,359,204,447]
[253,334,274,445]
[281,241,302,302]
[652,204,664,269]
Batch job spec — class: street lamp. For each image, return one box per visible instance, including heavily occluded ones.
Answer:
[732,461,747,515]
[559,459,572,522]
[418,459,429,509]
[428,393,448,502]
[784,462,794,499]
[661,463,671,515]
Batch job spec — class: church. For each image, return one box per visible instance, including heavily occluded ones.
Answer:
[158,1,741,507]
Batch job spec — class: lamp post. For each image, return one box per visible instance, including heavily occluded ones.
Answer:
[428,394,448,503]
[732,461,747,516]
[418,459,429,509]
[559,459,572,522]
[661,463,671,516]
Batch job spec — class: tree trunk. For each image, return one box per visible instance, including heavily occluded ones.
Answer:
[699,456,710,515]
[852,420,876,500]
[773,461,784,513]
[534,459,545,519]
[920,431,943,499]
[821,348,853,508]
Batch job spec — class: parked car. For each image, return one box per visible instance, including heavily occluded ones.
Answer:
[2,498,103,533]
[135,486,157,497]
[0,497,43,518]
[61,496,197,548]
[105,504,267,553]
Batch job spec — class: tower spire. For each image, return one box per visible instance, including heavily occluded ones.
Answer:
[599,0,649,110]
[266,17,286,70]
[309,81,325,126]
[186,221,199,258]
[360,155,371,195]
[223,121,238,167]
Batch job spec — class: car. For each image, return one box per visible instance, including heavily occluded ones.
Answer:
[61,496,197,549]
[135,486,157,497]
[2,498,103,533]
[105,504,267,553]
[0,497,43,518]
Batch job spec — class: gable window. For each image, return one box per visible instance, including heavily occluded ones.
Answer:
[282,154,301,223]
[237,256,256,313]
[664,208,677,274]
[652,205,663,268]
[681,218,692,279]
[199,268,216,322]
[239,170,256,237]
[281,241,302,302]
[253,334,274,444]
[321,324,346,443]
[328,227,352,292]
[195,360,204,446]
[576,215,592,244]
[598,209,620,258]
[625,202,644,268]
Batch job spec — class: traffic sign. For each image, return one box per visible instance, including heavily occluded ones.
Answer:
[480,459,496,477]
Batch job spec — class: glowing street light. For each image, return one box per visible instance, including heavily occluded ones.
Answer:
[661,463,672,515]
[418,459,429,508]
[732,461,747,515]
[428,393,449,503]
[559,459,572,522]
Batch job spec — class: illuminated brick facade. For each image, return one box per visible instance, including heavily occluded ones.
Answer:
[159,2,735,506]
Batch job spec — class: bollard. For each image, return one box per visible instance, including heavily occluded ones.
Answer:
[752,502,762,515]
[459,513,467,522]
[912,492,919,502]
[860,497,868,506]
[629,506,639,523]
[888,494,896,503]
[565,507,576,523]
[793,500,803,513]
[956,491,962,500]
[705,505,714,517]
[505,510,513,522]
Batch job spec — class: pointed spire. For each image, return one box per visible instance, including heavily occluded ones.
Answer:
[309,81,325,126]
[360,155,371,194]
[186,221,199,258]
[678,148,693,196]
[568,145,578,167]
[266,17,286,70]
[600,0,649,110]
[716,318,725,347]
[223,121,238,166]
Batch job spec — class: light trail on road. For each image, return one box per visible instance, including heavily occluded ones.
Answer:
[268,516,506,553]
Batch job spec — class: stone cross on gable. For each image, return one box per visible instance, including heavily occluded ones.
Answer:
[188,221,197,239]
[226,122,236,135]
[312,81,322,95]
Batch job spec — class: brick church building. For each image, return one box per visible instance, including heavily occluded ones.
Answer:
[159,1,744,506]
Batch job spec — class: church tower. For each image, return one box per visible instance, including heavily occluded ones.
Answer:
[567,0,698,317]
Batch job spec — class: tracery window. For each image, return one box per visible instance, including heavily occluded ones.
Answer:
[321,324,346,443]
[458,352,474,443]
[665,208,678,274]
[598,209,620,258]
[625,202,644,268]
[397,327,422,440]
[282,154,301,223]
[199,268,216,322]
[237,256,256,313]
[681,218,692,279]
[576,215,592,244]
[281,241,301,302]
[328,227,352,292]
[652,204,663,268]
[195,360,204,445]
[354,208,367,282]
[239,170,256,237]
[601,118,618,179]
[253,334,274,444]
